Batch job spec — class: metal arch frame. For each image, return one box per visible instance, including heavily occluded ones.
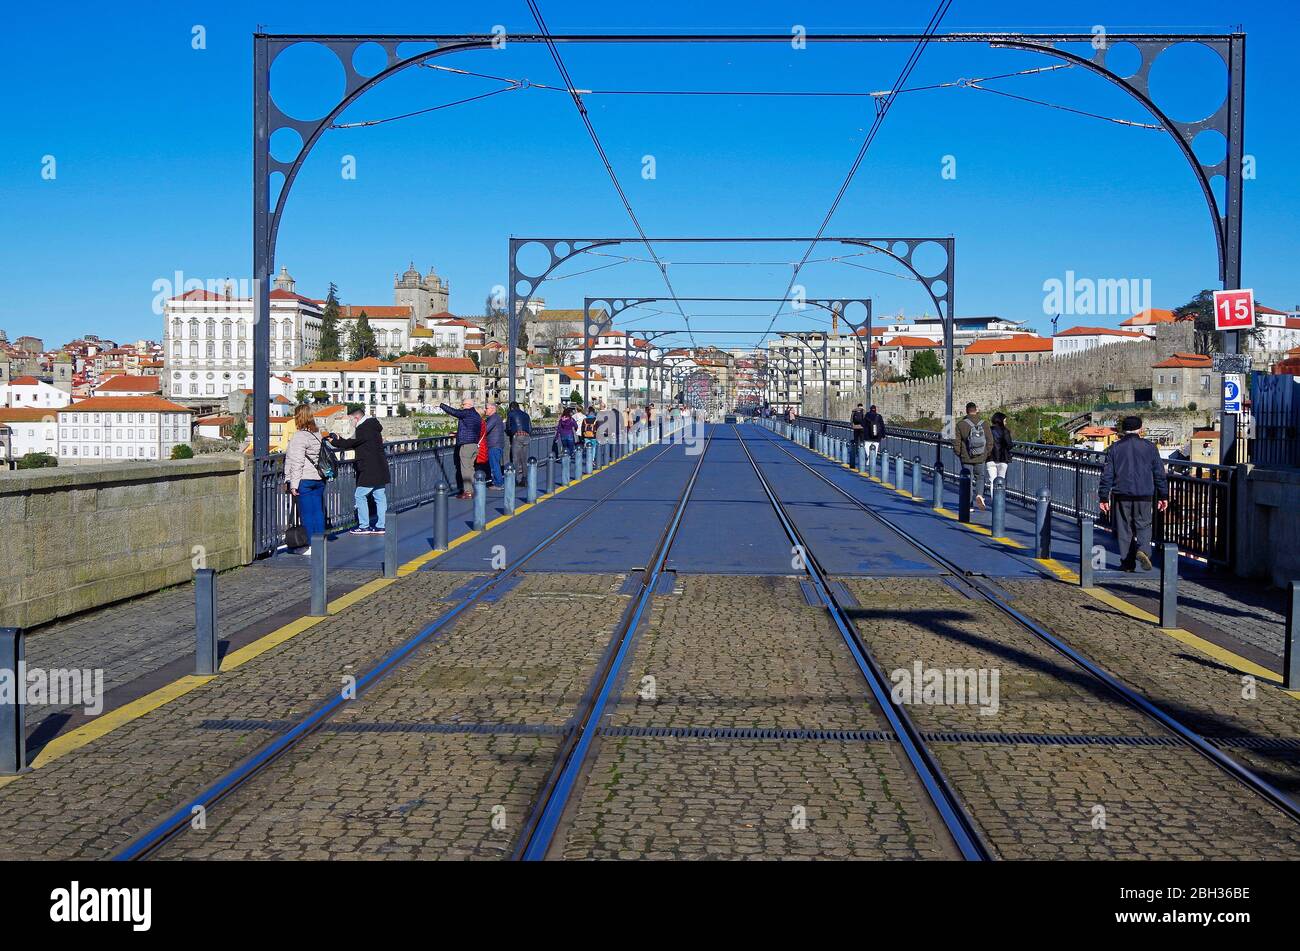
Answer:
[252,29,1246,475]
[511,237,944,416]
[578,295,873,410]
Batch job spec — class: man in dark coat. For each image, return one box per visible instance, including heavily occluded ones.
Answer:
[505,401,532,487]
[483,403,506,488]
[328,404,390,535]
[440,397,482,499]
[1099,416,1169,572]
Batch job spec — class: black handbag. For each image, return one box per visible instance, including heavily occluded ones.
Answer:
[284,495,308,549]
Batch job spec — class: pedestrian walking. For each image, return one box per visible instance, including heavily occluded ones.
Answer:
[850,402,866,467]
[582,406,599,446]
[283,404,328,554]
[954,401,992,510]
[328,404,390,535]
[862,403,885,472]
[505,400,532,487]
[1099,416,1169,572]
[986,411,1014,498]
[439,397,482,500]
[483,403,506,488]
[557,406,579,458]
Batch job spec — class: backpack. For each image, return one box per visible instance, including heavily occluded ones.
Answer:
[965,420,988,457]
[582,417,598,440]
[284,496,309,549]
[313,434,339,481]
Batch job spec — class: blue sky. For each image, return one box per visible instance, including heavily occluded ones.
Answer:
[3,0,1297,353]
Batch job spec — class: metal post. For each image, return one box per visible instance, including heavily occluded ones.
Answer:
[195,568,218,675]
[881,450,891,484]
[932,463,944,509]
[895,453,905,490]
[434,482,449,550]
[1284,581,1300,690]
[526,458,538,504]
[912,456,923,498]
[571,449,581,483]
[857,442,867,474]
[383,510,399,579]
[1079,519,1095,588]
[546,452,555,494]
[959,469,972,523]
[473,475,487,531]
[0,628,28,775]
[560,451,571,486]
[1034,487,1052,559]
[503,465,517,515]
[990,477,1006,538]
[310,534,328,616]
[1160,542,1178,628]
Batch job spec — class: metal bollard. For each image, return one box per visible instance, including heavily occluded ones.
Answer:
[310,533,328,616]
[932,463,945,509]
[570,451,581,484]
[526,458,538,504]
[1284,581,1300,690]
[473,475,487,531]
[857,443,867,474]
[881,450,891,484]
[588,442,596,474]
[383,510,399,579]
[194,567,219,675]
[0,627,26,775]
[1079,519,1095,588]
[991,477,1006,538]
[434,481,449,550]
[959,469,972,522]
[503,465,517,515]
[895,453,905,490]
[1160,542,1178,628]
[912,456,923,498]
[560,451,570,486]
[546,452,555,494]
[1034,487,1052,558]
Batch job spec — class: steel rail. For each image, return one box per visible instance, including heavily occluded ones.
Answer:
[755,421,1300,826]
[731,425,991,860]
[514,431,716,860]
[112,431,687,861]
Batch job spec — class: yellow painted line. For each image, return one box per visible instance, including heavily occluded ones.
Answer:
[1036,557,1079,583]
[27,674,216,770]
[935,507,957,519]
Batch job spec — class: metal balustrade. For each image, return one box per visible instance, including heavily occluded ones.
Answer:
[791,415,1236,567]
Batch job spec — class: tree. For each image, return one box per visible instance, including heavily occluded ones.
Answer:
[229,419,247,443]
[909,349,944,381]
[396,402,410,417]
[412,343,437,357]
[482,292,509,343]
[16,452,57,469]
[311,390,329,404]
[347,311,378,360]
[318,283,343,361]
[294,388,310,405]
[568,390,584,406]
[170,444,195,460]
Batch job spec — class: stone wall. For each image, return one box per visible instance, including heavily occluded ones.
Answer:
[808,323,1195,421]
[0,455,251,629]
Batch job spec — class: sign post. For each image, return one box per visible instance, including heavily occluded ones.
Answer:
[1212,288,1254,464]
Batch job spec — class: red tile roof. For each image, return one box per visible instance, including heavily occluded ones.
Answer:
[7,376,41,386]
[60,396,192,414]
[93,375,161,393]
[1152,352,1213,369]
[964,337,1053,354]
[1122,308,1181,326]
[1054,326,1146,339]
[340,305,413,319]
[0,407,58,423]
[880,335,940,349]
[395,356,479,373]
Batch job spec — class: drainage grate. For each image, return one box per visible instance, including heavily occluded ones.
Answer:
[198,719,569,737]
[598,726,895,742]
[1208,735,1300,753]
[921,731,1178,748]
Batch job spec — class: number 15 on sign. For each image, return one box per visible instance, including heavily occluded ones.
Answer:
[1213,288,1255,331]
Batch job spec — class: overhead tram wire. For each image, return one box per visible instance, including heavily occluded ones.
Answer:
[761,0,954,349]
[524,0,697,348]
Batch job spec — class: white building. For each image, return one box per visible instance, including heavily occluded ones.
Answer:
[1052,326,1148,356]
[290,357,402,417]
[1252,306,1300,362]
[0,375,71,409]
[0,407,59,460]
[56,396,193,463]
[338,305,416,358]
[163,275,322,407]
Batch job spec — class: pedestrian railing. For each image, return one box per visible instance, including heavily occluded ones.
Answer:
[253,425,556,557]
[791,414,1236,568]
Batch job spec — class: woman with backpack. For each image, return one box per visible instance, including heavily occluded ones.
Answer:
[557,407,579,458]
[284,404,329,555]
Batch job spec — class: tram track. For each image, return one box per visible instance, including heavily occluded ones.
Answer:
[112,434,686,861]
[747,421,1300,831]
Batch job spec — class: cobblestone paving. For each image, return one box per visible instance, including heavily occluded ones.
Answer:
[1102,574,1289,658]
[1003,579,1300,801]
[156,573,632,860]
[22,564,377,726]
[560,575,955,860]
[0,570,473,860]
[840,577,1300,859]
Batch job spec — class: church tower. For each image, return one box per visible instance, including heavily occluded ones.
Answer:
[394,262,450,322]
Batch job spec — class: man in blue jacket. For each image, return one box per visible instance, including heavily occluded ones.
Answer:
[505,401,532,487]
[1099,416,1169,572]
[440,397,482,499]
